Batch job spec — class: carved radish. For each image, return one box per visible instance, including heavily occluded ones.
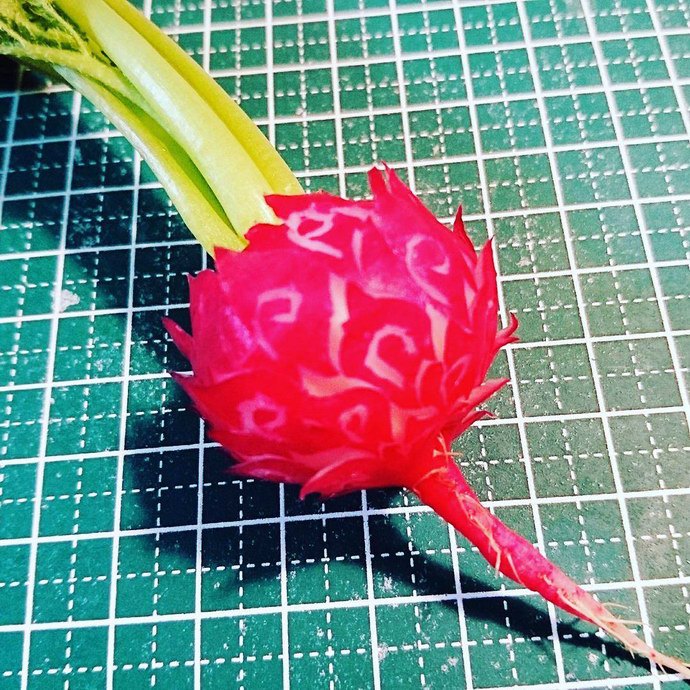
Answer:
[166,167,690,680]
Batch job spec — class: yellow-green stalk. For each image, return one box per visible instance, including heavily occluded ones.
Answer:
[0,0,302,254]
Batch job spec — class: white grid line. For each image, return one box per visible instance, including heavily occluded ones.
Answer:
[3,571,690,632]
[192,5,213,688]
[0,60,24,683]
[586,3,690,673]
[451,6,500,686]
[647,0,690,135]
[18,90,82,690]
[607,24,690,427]
[0,255,686,299]
[148,3,689,44]
[360,491,382,690]
[3,180,690,220]
[193,382,205,690]
[204,39,686,77]
[269,0,291,679]
[1,402,688,469]
[12,73,690,111]
[388,0,417,190]
[3,479,690,548]
[325,0,347,198]
[103,144,139,690]
[570,0,673,683]
[104,0,151,682]
[278,480,291,690]
[513,1,579,681]
[519,0,650,681]
[147,0,672,29]
[464,2,568,681]
[6,127,689,165]
[0,61,22,465]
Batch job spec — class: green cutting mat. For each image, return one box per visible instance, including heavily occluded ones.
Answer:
[1,0,689,688]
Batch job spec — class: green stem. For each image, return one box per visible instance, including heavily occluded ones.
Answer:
[0,42,143,106]
[99,0,302,197]
[0,0,302,253]
[60,67,247,254]
[54,0,283,235]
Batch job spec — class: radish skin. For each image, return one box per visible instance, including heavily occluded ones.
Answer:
[413,459,690,679]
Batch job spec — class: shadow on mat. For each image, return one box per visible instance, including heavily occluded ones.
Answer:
[127,444,650,675]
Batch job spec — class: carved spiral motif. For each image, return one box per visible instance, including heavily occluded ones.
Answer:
[165,167,518,498]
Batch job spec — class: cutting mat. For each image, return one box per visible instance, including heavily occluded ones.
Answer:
[0,0,689,688]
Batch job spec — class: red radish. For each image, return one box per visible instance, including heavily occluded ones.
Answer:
[165,166,690,679]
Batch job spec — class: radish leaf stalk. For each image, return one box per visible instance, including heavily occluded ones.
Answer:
[96,0,301,197]
[54,0,277,234]
[0,0,302,253]
[61,66,247,252]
